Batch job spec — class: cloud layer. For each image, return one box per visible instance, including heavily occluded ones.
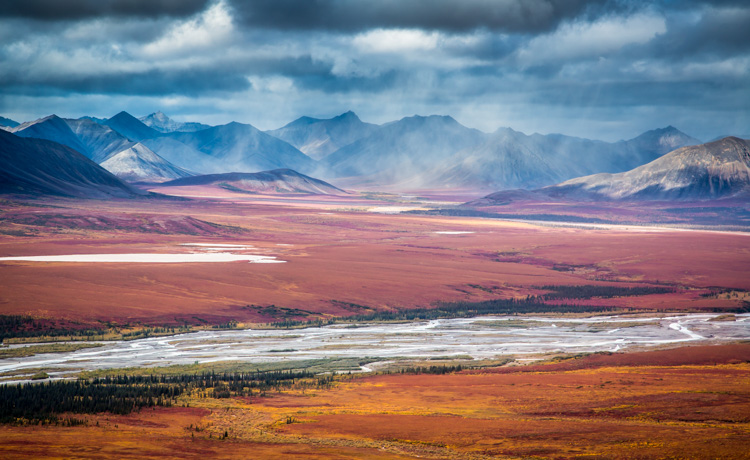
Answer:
[1,0,748,141]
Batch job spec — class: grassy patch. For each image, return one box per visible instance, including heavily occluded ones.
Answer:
[0,343,103,359]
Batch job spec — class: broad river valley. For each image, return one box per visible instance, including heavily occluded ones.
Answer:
[1,313,748,382]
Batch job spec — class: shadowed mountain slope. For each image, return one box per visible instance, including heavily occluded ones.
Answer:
[103,111,160,141]
[0,129,139,198]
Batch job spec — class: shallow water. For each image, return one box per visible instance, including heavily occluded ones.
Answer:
[0,253,285,263]
[1,313,747,380]
[0,242,285,263]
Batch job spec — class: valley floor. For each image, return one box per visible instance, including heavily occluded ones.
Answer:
[1,344,748,459]
[0,191,748,458]
[0,192,748,331]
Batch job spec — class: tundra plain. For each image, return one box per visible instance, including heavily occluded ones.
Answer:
[0,191,749,458]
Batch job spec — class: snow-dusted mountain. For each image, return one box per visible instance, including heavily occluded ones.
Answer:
[321,115,485,186]
[0,129,138,198]
[319,116,700,190]
[4,108,710,194]
[267,111,378,160]
[139,111,210,133]
[543,137,750,200]
[160,168,345,195]
[103,111,160,141]
[100,143,193,183]
[65,118,133,162]
[167,122,316,174]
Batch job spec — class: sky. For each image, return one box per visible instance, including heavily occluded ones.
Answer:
[0,0,748,142]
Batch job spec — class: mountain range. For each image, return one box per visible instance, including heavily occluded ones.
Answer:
[4,108,745,201]
[9,114,188,183]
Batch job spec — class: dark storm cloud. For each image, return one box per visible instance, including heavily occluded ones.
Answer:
[1,0,747,140]
[525,79,750,111]
[295,70,401,94]
[652,5,750,59]
[0,52,376,96]
[0,0,210,21]
[0,68,251,96]
[228,0,613,33]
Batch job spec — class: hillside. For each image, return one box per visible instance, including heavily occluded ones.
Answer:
[160,169,345,195]
[0,130,139,198]
[544,137,750,200]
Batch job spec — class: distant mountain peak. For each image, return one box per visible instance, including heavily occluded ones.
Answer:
[334,110,360,121]
[12,114,64,131]
[140,111,211,133]
[110,111,136,120]
[144,111,170,124]
[104,111,159,141]
[399,114,458,126]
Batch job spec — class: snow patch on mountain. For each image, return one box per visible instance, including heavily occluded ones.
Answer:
[100,143,193,183]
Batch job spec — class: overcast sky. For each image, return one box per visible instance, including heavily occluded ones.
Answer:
[1,0,748,141]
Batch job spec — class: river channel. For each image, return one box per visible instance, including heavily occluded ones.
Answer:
[1,313,748,381]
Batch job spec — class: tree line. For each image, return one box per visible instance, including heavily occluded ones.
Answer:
[268,284,682,327]
[0,369,321,424]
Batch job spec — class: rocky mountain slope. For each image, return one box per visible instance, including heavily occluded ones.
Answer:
[543,137,750,200]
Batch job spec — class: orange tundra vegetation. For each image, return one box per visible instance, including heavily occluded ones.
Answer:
[0,344,748,459]
[0,196,748,329]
